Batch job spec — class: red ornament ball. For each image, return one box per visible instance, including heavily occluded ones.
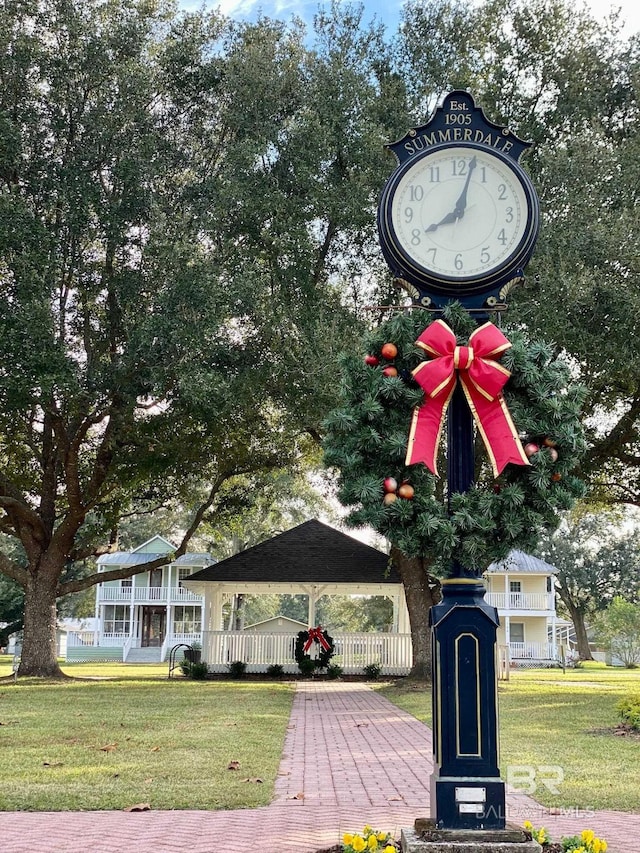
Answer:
[383,476,398,493]
[364,354,379,367]
[383,492,397,506]
[382,366,398,378]
[524,442,539,458]
[381,342,398,360]
[551,472,562,482]
[398,483,415,500]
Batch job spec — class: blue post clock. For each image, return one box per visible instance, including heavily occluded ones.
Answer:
[377,90,540,311]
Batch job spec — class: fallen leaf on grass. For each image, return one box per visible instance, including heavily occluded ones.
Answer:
[144,778,153,784]
[99,743,118,752]
[123,803,151,812]
[43,761,63,768]
[242,777,263,784]
[149,746,160,752]
[0,721,18,726]
[227,760,241,770]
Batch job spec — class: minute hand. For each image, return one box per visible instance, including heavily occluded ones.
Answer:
[452,155,477,218]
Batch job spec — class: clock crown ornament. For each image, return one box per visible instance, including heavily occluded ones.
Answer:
[377,90,540,312]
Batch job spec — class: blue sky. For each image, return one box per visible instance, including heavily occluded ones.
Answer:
[178,0,640,36]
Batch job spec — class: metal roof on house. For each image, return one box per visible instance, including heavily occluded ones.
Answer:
[185,520,399,585]
[97,552,215,567]
[486,549,556,574]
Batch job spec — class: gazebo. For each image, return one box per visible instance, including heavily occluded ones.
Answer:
[183,519,412,674]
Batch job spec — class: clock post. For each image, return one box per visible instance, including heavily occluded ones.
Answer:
[377,91,540,842]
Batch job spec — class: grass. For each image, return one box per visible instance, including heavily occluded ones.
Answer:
[380,663,640,813]
[0,659,294,811]
[2,657,639,815]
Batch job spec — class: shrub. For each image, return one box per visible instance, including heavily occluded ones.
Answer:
[266,663,285,678]
[617,694,640,730]
[188,661,209,680]
[297,657,317,677]
[226,660,247,678]
[327,663,344,680]
[363,662,382,680]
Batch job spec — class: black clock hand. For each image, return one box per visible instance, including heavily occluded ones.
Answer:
[425,209,460,233]
[425,156,478,233]
[452,155,477,217]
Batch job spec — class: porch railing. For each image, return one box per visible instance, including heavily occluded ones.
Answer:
[97,587,202,603]
[486,592,554,611]
[201,631,412,676]
[509,641,556,660]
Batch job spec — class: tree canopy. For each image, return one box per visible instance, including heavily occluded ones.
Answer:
[1,0,639,676]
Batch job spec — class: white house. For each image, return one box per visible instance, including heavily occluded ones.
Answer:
[484,550,564,666]
[66,535,214,663]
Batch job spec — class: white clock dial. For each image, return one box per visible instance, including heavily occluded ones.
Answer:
[386,145,532,282]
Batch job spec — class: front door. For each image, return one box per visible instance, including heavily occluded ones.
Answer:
[141,606,166,647]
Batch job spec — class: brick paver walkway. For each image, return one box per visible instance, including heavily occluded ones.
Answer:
[0,681,637,852]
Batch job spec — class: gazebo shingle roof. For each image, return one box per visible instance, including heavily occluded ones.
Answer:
[186,519,399,584]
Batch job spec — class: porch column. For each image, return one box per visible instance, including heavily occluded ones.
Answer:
[504,570,509,607]
[307,585,318,627]
[551,612,557,658]
[504,614,511,645]
[397,588,411,633]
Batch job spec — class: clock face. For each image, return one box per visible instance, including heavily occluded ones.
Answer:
[379,143,538,291]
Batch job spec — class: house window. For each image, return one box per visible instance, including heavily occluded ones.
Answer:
[510,622,525,643]
[178,567,193,586]
[547,576,553,593]
[103,605,130,635]
[174,606,201,634]
[121,578,132,589]
[509,581,522,593]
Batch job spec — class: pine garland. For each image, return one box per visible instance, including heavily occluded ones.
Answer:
[323,305,586,574]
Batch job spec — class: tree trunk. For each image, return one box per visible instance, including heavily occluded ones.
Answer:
[390,546,441,680]
[568,602,594,661]
[17,566,66,678]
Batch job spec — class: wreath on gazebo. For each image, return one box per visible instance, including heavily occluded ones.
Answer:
[295,627,335,670]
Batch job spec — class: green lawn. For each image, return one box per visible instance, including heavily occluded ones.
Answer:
[0,660,294,811]
[2,658,639,815]
[380,663,640,813]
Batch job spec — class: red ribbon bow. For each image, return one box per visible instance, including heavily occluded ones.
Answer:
[303,626,330,653]
[405,319,529,478]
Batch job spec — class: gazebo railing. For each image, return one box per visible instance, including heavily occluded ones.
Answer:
[201,631,412,675]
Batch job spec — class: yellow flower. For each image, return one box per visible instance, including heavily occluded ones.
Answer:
[523,821,533,831]
[353,837,367,852]
[368,836,378,850]
[343,834,354,846]
[377,832,388,842]
[582,830,595,845]
[383,847,396,853]
[363,825,373,835]
[537,828,548,843]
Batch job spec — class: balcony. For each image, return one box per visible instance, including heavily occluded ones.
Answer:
[97,586,203,604]
[486,592,554,611]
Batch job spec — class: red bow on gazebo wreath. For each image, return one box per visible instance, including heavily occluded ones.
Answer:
[295,626,335,671]
[303,625,331,652]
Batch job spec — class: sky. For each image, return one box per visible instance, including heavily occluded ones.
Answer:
[179,0,640,37]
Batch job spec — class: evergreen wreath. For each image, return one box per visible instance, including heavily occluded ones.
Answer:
[295,628,335,669]
[323,304,586,575]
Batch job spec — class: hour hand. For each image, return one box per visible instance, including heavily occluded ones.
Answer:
[425,209,459,233]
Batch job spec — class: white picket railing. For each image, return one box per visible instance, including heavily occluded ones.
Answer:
[486,592,554,611]
[509,641,556,660]
[201,631,413,675]
[97,586,202,603]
